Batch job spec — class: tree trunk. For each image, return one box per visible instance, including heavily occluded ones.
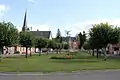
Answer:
[39,48,41,56]
[35,47,36,53]
[57,48,59,54]
[103,47,107,61]
[96,48,99,58]
[30,47,32,57]
[0,46,4,62]
[47,48,48,55]
[92,49,94,56]
[14,46,17,52]
[25,47,28,58]
[99,49,101,57]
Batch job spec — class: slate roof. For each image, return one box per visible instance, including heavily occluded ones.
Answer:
[30,31,51,39]
[62,37,77,42]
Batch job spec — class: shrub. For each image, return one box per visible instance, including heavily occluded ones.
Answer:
[50,55,73,59]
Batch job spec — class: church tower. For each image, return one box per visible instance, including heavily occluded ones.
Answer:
[22,10,27,32]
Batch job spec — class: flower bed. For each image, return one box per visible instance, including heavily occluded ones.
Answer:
[50,54,73,59]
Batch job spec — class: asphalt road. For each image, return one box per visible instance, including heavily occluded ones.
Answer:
[0,70,120,80]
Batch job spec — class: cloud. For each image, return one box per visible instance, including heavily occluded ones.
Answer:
[28,0,36,4]
[67,19,120,36]
[0,4,10,18]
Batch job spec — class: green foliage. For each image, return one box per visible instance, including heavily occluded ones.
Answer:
[78,31,86,49]
[89,23,120,48]
[0,22,19,47]
[47,40,56,49]
[55,29,62,43]
[83,40,91,50]
[63,43,69,49]
[56,43,62,49]
[7,23,19,46]
[35,37,47,49]
[19,32,34,47]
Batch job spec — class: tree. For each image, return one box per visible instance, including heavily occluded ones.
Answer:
[55,43,62,54]
[19,32,34,58]
[47,40,56,50]
[88,38,102,57]
[54,29,63,52]
[89,23,120,60]
[35,37,47,56]
[0,22,19,61]
[56,29,62,43]
[83,39,97,56]
[83,40,90,50]
[78,31,86,49]
[63,43,69,49]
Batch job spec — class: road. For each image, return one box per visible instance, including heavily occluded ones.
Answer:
[0,70,120,80]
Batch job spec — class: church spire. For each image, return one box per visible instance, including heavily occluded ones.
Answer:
[22,9,27,32]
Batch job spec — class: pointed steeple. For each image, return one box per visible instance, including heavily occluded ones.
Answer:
[22,9,27,32]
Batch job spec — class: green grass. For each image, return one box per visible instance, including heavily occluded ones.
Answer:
[0,52,120,72]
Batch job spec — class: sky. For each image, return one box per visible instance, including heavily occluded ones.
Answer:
[1,0,120,37]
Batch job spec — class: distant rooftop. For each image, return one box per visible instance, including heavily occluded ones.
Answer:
[30,31,51,39]
[62,37,77,42]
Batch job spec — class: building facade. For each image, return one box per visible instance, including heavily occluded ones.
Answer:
[108,43,120,55]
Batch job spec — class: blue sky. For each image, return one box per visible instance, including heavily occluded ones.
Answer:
[0,0,120,37]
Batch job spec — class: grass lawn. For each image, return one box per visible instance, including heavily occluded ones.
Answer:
[0,52,120,72]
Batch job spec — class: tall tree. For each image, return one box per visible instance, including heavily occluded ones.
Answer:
[56,29,62,43]
[89,23,120,60]
[19,32,34,58]
[78,31,86,49]
[0,22,19,61]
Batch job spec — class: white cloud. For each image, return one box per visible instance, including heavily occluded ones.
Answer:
[66,19,120,36]
[28,0,36,4]
[0,4,10,18]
